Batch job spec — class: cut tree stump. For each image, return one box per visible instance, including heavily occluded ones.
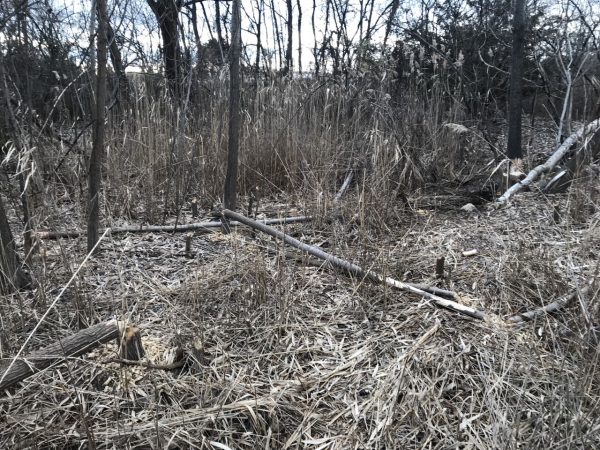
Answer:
[119,325,145,360]
[223,210,485,320]
[0,320,121,391]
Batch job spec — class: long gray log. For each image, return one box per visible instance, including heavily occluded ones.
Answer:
[496,119,600,205]
[0,320,120,391]
[223,210,485,320]
[35,216,313,240]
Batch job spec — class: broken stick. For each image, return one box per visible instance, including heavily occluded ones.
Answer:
[223,210,485,320]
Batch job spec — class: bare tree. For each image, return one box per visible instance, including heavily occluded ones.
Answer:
[88,0,108,253]
[222,0,241,219]
[507,0,527,167]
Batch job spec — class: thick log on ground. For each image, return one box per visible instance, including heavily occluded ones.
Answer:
[0,320,120,391]
[223,210,485,320]
[508,285,592,324]
[496,119,600,205]
[35,216,312,240]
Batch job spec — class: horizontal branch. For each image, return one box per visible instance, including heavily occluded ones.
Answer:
[35,216,312,240]
[223,210,485,320]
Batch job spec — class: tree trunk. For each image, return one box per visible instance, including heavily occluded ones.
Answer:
[213,0,225,64]
[222,0,241,219]
[384,0,400,48]
[284,0,293,75]
[507,0,526,161]
[0,53,35,261]
[106,19,129,108]
[147,0,182,97]
[0,197,31,294]
[296,0,302,75]
[88,0,109,253]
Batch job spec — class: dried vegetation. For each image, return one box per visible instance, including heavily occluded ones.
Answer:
[1,76,600,449]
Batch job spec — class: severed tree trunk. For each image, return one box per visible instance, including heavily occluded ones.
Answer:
[88,0,109,253]
[222,0,241,221]
[506,0,526,164]
[0,320,120,391]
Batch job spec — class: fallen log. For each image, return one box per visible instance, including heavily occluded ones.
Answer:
[508,284,592,324]
[35,216,313,240]
[0,319,120,391]
[223,210,485,320]
[544,126,600,193]
[267,244,458,299]
[496,119,600,206]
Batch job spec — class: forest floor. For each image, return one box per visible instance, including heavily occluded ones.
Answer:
[1,120,600,449]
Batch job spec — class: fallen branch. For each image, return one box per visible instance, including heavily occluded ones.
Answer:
[333,169,354,203]
[0,320,120,391]
[544,126,600,193]
[508,284,592,324]
[496,119,600,205]
[267,244,457,299]
[223,210,485,320]
[35,216,312,240]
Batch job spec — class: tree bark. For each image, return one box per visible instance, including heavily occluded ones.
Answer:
[222,0,241,219]
[88,0,109,253]
[0,320,120,391]
[507,0,526,161]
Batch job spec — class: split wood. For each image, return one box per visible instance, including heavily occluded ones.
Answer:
[496,118,600,205]
[223,210,485,320]
[35,216,313,240]
[0,320,120,391]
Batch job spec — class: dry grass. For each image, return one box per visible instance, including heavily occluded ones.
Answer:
[1,71,599,448]
[0,187,599,448]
